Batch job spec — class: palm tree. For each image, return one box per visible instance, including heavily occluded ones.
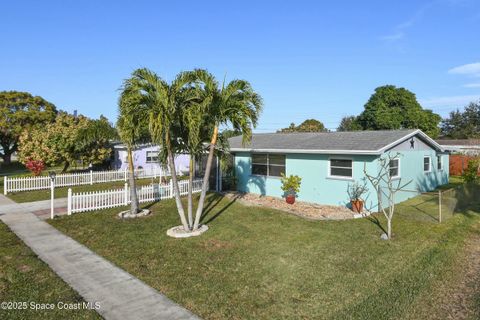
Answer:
[116,88,150,216]
[125,68,201,231]
[192,75,263,230]
[176,72,216,228]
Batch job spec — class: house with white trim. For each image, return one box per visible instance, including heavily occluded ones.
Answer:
[228,129,449,210]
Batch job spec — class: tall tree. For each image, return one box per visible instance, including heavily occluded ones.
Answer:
[0,91,57,164]
[116,89,150,216]
[77,115,118,166]
[192,72,263,231]
[356,85,441,137]
[125,68,199,231]
[441,101,480,138]
[18,112,112,172]
[278,119,328,132]
[175,74,214,228]
[337,115,362,131]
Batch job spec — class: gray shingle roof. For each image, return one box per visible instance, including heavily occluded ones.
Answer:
[228,129,434,154]
[436,139,480,146]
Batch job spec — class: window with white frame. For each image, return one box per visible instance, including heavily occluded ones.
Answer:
[423,156,431,172]
[146,151,159,163]
[252,154,285,177]
[437,155,443,170]
[389,158,400,178]
[329,159,353,178]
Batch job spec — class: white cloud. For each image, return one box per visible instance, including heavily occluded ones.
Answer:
[448,62,480,75]
[381,31,405,41]
[464,83,480,88]
[380,3,432,43]
[420,94,480,108]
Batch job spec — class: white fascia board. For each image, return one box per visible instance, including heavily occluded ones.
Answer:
[229,148,382,155]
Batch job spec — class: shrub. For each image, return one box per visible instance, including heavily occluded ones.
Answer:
[462,159,480,183]
[280,174,302,195]
[25,159,46,176]
[347,181,369,201]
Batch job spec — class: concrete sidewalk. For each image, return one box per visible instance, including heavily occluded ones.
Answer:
[0,196,200,320]
[0,197,68,219]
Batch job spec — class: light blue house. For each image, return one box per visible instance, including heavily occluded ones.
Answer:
[228,129,449,210]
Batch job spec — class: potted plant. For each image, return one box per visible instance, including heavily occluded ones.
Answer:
[348,181,368,213]
[280,173,302,204]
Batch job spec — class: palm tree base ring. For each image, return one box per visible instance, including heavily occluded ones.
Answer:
[118,209,151,219]
[166,225,209,238]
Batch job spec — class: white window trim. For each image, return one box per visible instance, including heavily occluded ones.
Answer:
[251,153,286,178]
[389,158,401,180]
[146,151,159,163]
[424,156,432,173]
[327,157,354,180]
[437,155,443,171]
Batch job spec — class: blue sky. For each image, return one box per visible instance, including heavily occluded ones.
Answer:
[1,0,480,132]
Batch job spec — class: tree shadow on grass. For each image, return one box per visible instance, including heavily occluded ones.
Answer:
[200,193,239,225]
[141,202,157,211]
[366,214,387,235]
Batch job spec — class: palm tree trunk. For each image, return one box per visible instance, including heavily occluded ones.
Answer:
[187,156,195,229]
[193,126,218,230]
[127,146,139,215]
[166,137,189,230]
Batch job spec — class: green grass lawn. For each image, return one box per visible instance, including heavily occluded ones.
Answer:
[3,178,160,203]
[48,185,480,319]
[0,222,101,319]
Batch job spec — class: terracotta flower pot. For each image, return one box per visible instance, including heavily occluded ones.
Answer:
[351,200,364,213]
[286,194,296,204]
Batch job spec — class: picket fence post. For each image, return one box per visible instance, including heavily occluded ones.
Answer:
[90,170,93,185]
[3,176,7,195]
[67,188,72,215]
[124,169,127,182]
[124,183,128,205]
[169,179,173,198]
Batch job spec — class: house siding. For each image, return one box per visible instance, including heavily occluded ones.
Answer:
[235,152,379,207]
[234,145,449,209]
[381,149,449,206]
[113,145,190,174]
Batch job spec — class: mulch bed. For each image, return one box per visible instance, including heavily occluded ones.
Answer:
[223,192,355,220]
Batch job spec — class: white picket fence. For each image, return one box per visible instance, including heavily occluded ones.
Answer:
[3,167,169,194]
[67,178,204,214]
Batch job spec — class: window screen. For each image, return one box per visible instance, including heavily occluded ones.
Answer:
[252,154,285,177]
[424,156,431,172]
[330,159,353,178]
[389,159,400,178]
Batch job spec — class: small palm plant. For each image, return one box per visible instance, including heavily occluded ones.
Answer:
[280,174,302,204]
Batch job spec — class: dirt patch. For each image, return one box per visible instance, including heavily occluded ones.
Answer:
[201,239,233,252]
[408,231,480,320]
[223,192,355,220]
[18,264,33,273]
[433,233,480,319]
